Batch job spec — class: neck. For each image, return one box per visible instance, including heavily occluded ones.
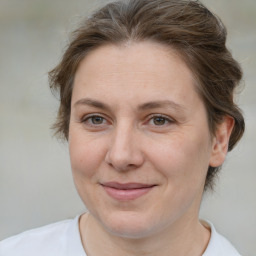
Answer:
[79,212,210,256]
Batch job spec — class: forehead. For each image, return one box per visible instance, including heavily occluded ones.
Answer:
[75,41,193,79]
[72,41,200,108]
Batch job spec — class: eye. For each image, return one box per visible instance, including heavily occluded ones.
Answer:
[90,116,104,124]
[152,116,167,125]
[82,115,108,127]
[148,115,174,126]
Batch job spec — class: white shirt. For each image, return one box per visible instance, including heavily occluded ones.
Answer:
[0,216,241,256]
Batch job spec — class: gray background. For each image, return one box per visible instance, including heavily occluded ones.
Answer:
[0,0,255,255]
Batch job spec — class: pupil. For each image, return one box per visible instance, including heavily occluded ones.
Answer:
[92,116,103,124]
[154,117,165,125]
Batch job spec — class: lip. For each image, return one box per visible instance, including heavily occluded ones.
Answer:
[100,182,156,201]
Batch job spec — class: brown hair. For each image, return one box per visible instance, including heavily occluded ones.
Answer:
[49,0,245,190]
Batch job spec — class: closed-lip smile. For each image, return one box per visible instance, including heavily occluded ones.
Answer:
[100,182,157,201]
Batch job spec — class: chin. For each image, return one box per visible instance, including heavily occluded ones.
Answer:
[96,210,164,239]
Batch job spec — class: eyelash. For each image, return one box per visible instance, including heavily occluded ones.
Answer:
[146,114,174,127]
[80,114,174,128]
[81,114,108,127]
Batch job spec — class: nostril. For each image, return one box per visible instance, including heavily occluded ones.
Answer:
[105,154,141,172]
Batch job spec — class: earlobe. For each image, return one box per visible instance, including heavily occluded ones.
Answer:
[209,116,234,167]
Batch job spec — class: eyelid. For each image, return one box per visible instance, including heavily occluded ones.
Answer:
[82,113,103,120]
[81,113,110,126]
[79,112,175,127]
[147,113,175,122]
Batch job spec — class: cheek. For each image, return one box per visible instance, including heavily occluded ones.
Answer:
[146,130,211,185]
[69,128,105,180]
[68,130,108,208]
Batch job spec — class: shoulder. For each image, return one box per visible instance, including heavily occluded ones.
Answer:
[202,221,241,256]
[0,216,85,256]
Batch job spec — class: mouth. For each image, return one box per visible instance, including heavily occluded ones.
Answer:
[100,182,157,201]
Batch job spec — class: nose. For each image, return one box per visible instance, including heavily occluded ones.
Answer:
[105,124,144,171]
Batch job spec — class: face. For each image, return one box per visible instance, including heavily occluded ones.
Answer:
[69,41,218,239]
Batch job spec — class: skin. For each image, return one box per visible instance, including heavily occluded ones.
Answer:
[69,41,234,256]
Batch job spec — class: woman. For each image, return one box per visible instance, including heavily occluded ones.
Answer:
[0,0,245,255]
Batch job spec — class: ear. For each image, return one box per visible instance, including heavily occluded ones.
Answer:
[209,116,234,167]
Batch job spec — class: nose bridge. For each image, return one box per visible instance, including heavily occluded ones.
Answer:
[114,122,133,152]
[105,120,143,171]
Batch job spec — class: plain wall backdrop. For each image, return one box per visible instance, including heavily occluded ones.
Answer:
[0,0,255,255]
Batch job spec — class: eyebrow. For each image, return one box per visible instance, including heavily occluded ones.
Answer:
[74,98,111,111]
[74,98,185,113]
[138,100,185,112]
